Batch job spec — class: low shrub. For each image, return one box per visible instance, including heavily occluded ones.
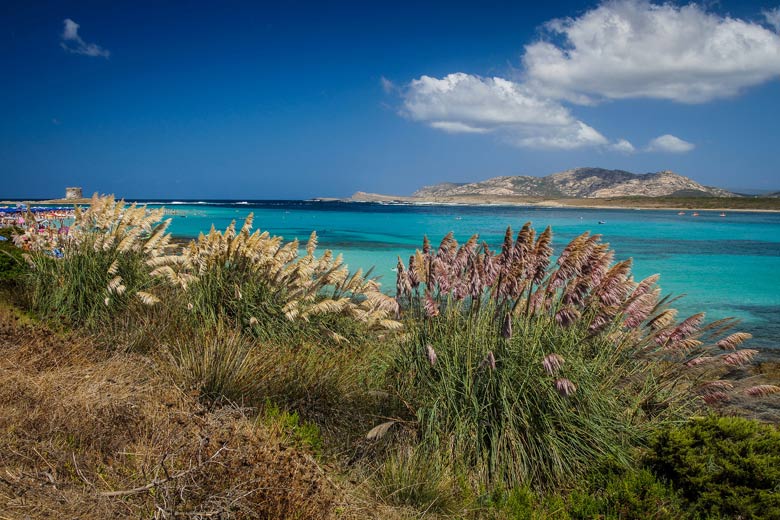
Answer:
[564,467,685,519]
[648,415,780,518]
[262,400,324,455]
[481,467,684,519]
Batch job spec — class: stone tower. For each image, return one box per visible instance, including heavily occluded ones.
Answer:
[65,187,83,200]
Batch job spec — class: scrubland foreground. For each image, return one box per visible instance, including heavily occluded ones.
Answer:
[1,196,779,519]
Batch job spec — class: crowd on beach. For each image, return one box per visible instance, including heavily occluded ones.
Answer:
[0,204,75,251]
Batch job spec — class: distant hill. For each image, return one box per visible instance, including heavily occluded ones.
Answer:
[412,168,737,199]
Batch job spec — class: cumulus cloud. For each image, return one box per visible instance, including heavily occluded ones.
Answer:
[610,139,636,153]
[402,73,607,149]
[523,0,780,103]
[395,2,778,151]
[514,121,608,150]
[60,18,110,58]
[646,134,695,153]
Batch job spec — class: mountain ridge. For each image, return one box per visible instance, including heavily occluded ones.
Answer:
[411,168,737,199]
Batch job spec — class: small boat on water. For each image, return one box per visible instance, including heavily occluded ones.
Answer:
[692,212,700,217]
[720,212,726,217]
[678,211,685,215]
[598,220,606,224]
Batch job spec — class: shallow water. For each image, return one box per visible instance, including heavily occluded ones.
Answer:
[143,200,780,350]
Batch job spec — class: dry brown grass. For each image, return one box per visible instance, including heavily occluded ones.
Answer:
[0,307,340,519]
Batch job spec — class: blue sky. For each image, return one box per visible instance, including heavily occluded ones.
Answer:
[2,0,780,199]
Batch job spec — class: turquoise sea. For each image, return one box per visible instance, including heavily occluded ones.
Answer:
[143,200,780,351]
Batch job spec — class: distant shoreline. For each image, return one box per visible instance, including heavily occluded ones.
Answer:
[344,192,780,213]
[3,196,780,213]
[0,198,93,205]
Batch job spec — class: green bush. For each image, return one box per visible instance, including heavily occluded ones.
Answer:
[648,415,780,519]
[483,467,684,519]
[565,467,685,519]
[393,304,660,490]
[25,237,153,327]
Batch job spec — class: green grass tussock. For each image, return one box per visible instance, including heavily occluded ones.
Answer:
[393,304,664,490]
[386,225,758,492]
[15,196,174,328]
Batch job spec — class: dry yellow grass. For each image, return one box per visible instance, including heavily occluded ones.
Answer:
[0,306,340,519]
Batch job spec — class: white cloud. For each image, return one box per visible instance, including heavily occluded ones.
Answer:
[523,0,780,103]
[514,121,608,150]
[402,73,607,149]
[429,121,491,134]
[646,134,695,153]
[60,18,110,58]
[765,7,780,33]
[610,139,636,153]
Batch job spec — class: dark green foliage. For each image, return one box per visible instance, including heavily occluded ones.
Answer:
[0,228,25,285]
[648,415,780,519]
[565,467,686,519]
[483,468,685,519]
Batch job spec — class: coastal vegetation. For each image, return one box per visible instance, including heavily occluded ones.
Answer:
[1,196,778,518]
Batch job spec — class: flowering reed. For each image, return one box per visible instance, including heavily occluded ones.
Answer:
[178,213,400,342]
[18,196,400,344]
[387,224,764,490]
[17,195,178,326]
